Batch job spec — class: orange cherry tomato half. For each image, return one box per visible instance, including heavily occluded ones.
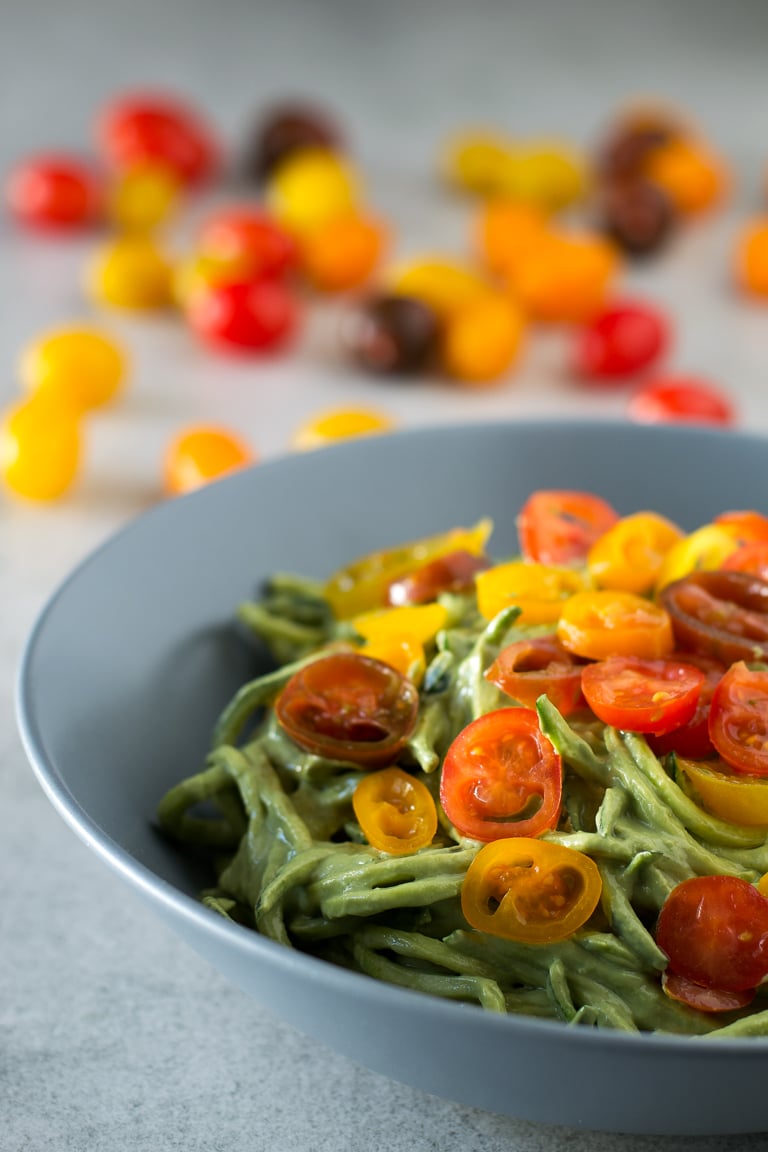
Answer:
[715,510,768,546]
[460,837,602,943]
[275,651,419,767]
[557,590,674,660]
[386,549,490,606]
[708,661,768,776]
[352,766,437,854]
[656,875,768,991]
[587,511,683,595]
[484,634,584,716]
[722,541,768,581]
[440,707,562,842]
[659,569,768,665]
[518,489,619,566]
[580,655,704,735]
[661,970,755,1014]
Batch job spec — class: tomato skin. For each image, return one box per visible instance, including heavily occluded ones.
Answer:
[440,708,563,842]
[708,661,768,776]
[386,549,489,606]
[352,767,437,854]
[6,155,103,229]
[581,656,704,735]
[661,970,756,1013]
[518,489,619,566]
[98,93,218,186]
[276,651,419,766]
[656,875,768,991]
[186,280,298,352]
[484,635,584,716]
[659,569,768,664]
[461,837,602,943]
[573,300,670,381]
[628,375,735,426]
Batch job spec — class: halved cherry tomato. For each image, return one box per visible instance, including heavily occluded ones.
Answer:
[656,875,768,991]
[648,651,725,759]
[460,837,602,943]
[475,560,589,624]
[558,590,674,659]
[708,661,768,776]
[352,766,437,854]
[518,489,619,566]
[587,511,683,594]
[628,375,735,426]
[677,755,768,825]
[659,569,768,664]
[359,634,426,686]
[581,655,704,734]
[715,510,768,546]
[661,970,755,1013]
[723,541,768,581]
[275,651,419,766]
[484,635,584,716]
[655,524,739,591]
[352,602,448,647]
[440,707,562,842]
[386,549,490,606]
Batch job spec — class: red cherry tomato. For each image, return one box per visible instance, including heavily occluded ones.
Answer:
[6,155,103,229]
[580,655,704,734]
[440,707,563,841]
[659,569,768,664]
[628,375,735,426]
[715,510,768,546]
[661,970,755,1013]
[708,661,768,776]
[385,549,490,606]
[722,541,768,580]
[517,489,619,566]
[186,280,298,352]
[647,651,725,759]
[197,209,298,280]
[573,300,670,381]
[275,651,419,767]
[656,875,768,991]
[484,634,584,716]
[98,93,218,186]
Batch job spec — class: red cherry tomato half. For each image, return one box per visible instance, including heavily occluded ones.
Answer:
[708,661,768,776]
[581,655,704,735]
[656,875,768,991]
[440,707,563,841]
[186,279,299,352]
[6,155,103,229]
[628,375,735,426]
[723,541,768,581]
[573,300,670,382]
[647,651,725,759]
[386,549,490,606]
[484,634,584,716]
[275,651,419,766]
[197,209,298,280]
[517,489,619,566]
[659,569,768,665]
[661,970,756,1014]
[715,510,768,546]
[98,93,219,186]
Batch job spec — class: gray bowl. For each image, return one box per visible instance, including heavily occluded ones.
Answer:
[17,419,768,1136]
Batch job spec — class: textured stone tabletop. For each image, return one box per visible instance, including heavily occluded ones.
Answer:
[5,1,768,1148]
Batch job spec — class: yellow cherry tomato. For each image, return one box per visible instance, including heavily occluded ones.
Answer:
[587,512,684,594]
[352,767,437,855]
[0,396,82,500]
[679,758,768,827]
[557,589,674,659]
[291,406,395,452]
[300,213,386,292]
[359,633,426,685]
[388,258,491,319]
[108,163,181,232]
[19,327,127,411]
[442,130,511,195]
[476,560,589,624]
[353,602,449,647]
[654,523,739,591]
[87,236,174,309]
[441,293,526,386]
[496,142,588,211]
[163,425,254,496]
[267,148,359,235]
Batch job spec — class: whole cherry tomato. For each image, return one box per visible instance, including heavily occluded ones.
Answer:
[386,549,489,606]
[518,489,619,566]
[708,661,768,776]
[573,300,670,381]
[440,707,563,841]
[656,875,768,991]
[659,569,768,664]
[186,279,298,352]
[628,375,735,426]
[460,837,602,943]
[276,651,419,766]
[580,655,704,734]
[98,92,219,186]
[6,154,103,229]
[352,766,437,854]
[197,209,298,280]
[557,590,674,660]
[484,634,584,716]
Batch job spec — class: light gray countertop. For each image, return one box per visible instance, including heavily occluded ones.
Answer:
[5,1,768,1148]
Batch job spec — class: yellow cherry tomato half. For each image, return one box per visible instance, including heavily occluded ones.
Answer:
[87,235,174,309]
[654,523,740,591]
[353,602,449,647]
[291,406,395,452]
[358,633,426,686]
[20,327,127,411]
[461,837,602,943]
[0,396,82,500]
[557,589,674,659]
[587,511,684,594]
[678,757,768,827]
[476,560,589,624]
[164,425,254,495]
[353,766,437,855]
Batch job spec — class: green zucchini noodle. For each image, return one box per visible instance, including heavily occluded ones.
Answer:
[156,559,768,1038]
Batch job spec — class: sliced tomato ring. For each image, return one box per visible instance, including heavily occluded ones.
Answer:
[484,634,584,716]
[386,548,490,606]
[517,489,619,567]
[580,655,704,735]
[659,569,768,664]
[661,970,756,1013]
[708,661,768,776]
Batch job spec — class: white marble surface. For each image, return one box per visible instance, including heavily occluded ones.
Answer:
[5,1,768,1148]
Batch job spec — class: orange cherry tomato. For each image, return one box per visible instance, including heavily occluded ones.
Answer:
[518,489,619,566]
[440,708,562,842]
[722,541,768,581]
[510,232,619,324]
[715,510,768,546]
[441,293,526,386]
[734,219,768,297]
[661,970,755,1014]
[475,561,589,624]
[300,213,386,292]
[163,425,254,496]
[460,837,602,943]
[484,634,584,716]
[587,511,683,594]
[475,199,551,276]
[276,651,419,767]
[677,755,768,826]
[352,766,437,854]
[708,661,768,776]
[557,590,674,660]
[644,138,726,215]
[386,549,490,606]
[580,655,704,734]
[659,570,768,664]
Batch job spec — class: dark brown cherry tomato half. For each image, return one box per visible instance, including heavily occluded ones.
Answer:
[661,970,756,1014]
[484,634,584,716]
[276,651,419,766]
[596,177,677,258]
[440,707,562,842]
[708,661,768,776]
[659,569,768,665]
[647,651,725,759]
[386,549,490,606]
[517,489,619,567]
[98,92,219,186]
[580,655,704,735]
[186,279,299,353]
[572,300,670,382]
[656,875,768,991]
[6,155,103,229]
[628,375,735,426]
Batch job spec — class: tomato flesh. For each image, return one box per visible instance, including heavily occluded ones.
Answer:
[484,634,584,716]
[580,655,704,735]
[517,489,619,566]
[708,661,768,776]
